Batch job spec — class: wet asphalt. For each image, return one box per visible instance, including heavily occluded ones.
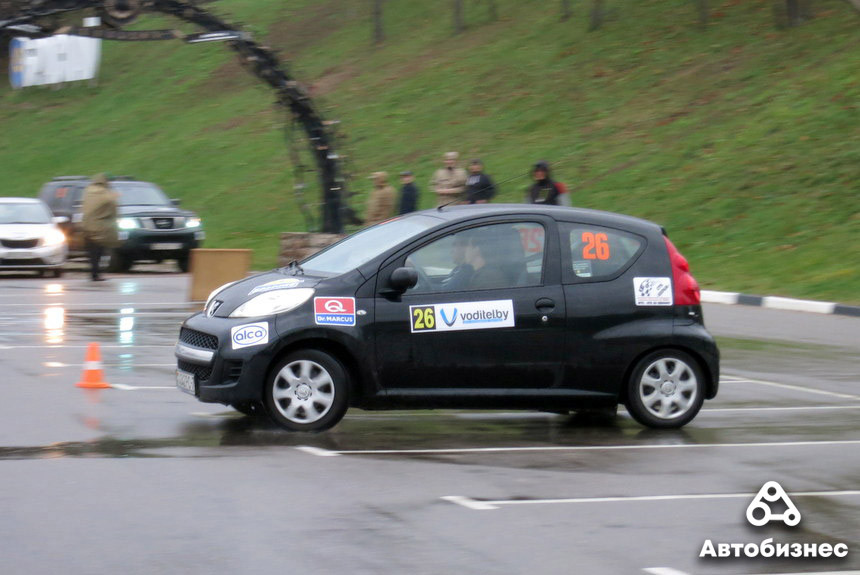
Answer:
[0,270,857,575]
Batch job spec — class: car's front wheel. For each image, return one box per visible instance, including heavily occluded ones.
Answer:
[625,349,705,429]
[108,250,132,273]
[264,349,349,432]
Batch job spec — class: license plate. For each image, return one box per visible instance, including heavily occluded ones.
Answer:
[152,243,182,250]
[4,251,33,259]
[176,369,196,395]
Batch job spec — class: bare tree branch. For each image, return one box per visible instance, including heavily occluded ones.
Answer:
[453,0,464,34]
[560,0,572,21]
[372,0,384,45]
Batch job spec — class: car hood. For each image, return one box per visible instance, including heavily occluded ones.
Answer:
[0,223,55,240]
[209,270,323,317]
[118,204,194,217]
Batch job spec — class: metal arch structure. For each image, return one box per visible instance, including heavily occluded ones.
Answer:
[0,0,349,233]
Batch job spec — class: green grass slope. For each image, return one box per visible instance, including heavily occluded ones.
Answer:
[1,0,857,302]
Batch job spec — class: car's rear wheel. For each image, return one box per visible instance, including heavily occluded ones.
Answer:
[264,349,349,432]
[626,349,704,429]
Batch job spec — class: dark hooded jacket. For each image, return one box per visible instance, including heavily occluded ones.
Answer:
[526,162,562,206]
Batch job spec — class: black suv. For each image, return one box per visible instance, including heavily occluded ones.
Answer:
[39,176,205,272]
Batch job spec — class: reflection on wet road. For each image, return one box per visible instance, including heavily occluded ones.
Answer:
[0,274,858,575]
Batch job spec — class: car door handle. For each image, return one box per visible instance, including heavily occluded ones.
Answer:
[535,298,555,313]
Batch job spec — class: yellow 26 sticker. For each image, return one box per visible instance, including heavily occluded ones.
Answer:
[411,305,436,332]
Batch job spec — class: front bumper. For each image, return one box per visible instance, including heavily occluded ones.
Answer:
[175,312,276,404]
[118,229,205,258]
[0,243,67,269]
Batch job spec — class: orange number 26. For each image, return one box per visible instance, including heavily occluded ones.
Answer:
[582,232,610,260]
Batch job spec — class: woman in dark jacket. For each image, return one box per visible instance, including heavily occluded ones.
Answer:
[526,161,562,205]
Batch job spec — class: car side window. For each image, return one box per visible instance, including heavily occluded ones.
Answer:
[406,222,545,294]
[561,223,644,282]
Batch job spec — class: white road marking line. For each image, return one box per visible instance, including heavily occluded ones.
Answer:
[296,446,342,457]
[111,384,176,390]
[643,568,690,575]
[749,571,860,575]
[296,439,860,457]
[722,376,860,400]
[0,345,176,349]
[702,405,860,413]
[44,363,176,368]
[443,490,860,511]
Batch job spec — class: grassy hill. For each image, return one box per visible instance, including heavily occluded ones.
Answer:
[1,0,857,302]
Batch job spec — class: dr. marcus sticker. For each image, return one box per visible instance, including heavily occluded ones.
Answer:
[410,300,515,333]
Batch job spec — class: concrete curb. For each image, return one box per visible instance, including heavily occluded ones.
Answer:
[700,290,860,317]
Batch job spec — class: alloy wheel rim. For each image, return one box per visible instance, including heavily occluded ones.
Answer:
[638,357,698,420]
[272,360,335,423]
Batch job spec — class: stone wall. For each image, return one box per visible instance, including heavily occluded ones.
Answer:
[279,232,345,267]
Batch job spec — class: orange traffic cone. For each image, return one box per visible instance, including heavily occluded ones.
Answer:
[76,342,111,389]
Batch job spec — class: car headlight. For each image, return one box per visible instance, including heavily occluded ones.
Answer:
[229,288,315,318]
[186,217,201,229]
[42,228,66,247]
[118,218,139,230]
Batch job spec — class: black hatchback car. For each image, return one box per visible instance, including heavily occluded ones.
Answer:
[39,176,205,272]
[175,205,718,431]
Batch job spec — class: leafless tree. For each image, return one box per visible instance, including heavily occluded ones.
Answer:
[452,0,464,34]
[786,0,802,26]
[589,0,605,31]
[485,0,498,21]
[693,0,709,28]
[372,0,384,45]
[560,0,572,21]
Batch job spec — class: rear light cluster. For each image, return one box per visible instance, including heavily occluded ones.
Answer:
[664,237,700,306]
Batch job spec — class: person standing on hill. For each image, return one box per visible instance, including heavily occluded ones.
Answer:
[365,171,396,227]
[81,173,118,282]
[465,159,496,204]
[398,170,420,215]
[431,151,467,206]
[526,161,564,206]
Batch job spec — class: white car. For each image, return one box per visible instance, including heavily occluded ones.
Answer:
[0,197,67,277]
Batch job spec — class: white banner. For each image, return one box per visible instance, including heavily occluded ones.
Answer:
[10,34,101,89]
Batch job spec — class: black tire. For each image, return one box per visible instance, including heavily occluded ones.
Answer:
[231,401,267,417]
[177,252,190,273]
[625,349,705,429]
[108,250,132,273]
[53,268,64,278]
[264,349,349,432]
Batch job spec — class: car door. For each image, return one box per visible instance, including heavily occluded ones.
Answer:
[558,221,669,395]
[373,217,566,395]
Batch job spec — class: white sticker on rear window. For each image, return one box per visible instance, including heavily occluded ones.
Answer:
[634,277,673,306]
[410,300,515,333]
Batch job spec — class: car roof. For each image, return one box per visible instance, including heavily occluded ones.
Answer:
[0,197,46,204]
[416,204,662,235]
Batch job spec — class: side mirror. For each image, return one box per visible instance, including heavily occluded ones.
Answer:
[52,216,70,224]
[388,267,418,292]
[171,198,181,206]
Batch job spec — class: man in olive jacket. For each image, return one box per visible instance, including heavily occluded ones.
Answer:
[81,173,118,281]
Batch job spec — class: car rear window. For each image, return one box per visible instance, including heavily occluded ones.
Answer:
[560,223,645,282]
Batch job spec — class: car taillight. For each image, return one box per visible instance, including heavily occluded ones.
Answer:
[664,236,700,306]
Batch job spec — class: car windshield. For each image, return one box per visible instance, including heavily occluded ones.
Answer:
[0,202,52,224]
[300,215,442,275]
[112,182,171,206]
